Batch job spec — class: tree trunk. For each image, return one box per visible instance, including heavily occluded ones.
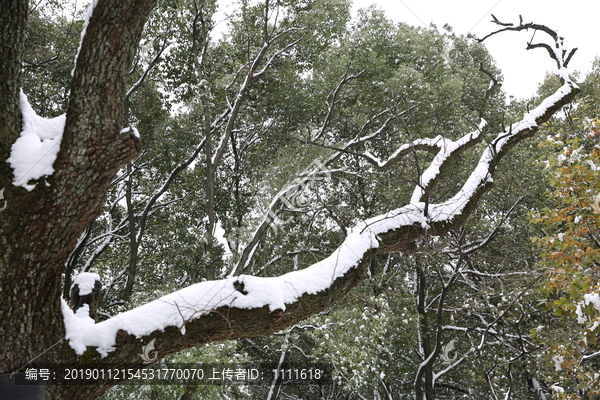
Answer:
[124,162,140,301]
[0,1,155,399]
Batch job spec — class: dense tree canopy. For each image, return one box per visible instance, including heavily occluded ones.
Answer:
[0,1,589,399]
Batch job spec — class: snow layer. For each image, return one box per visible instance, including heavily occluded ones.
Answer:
[73,272,101,295]
[72,0,98,76]
[62,301,96,355]
[584,293,600,311]
[7,91,66,191]
[576,303,587,323]
[120,126,140,138]
[410,119,486,204]
[552,355,564,371]
[62,224,384,357]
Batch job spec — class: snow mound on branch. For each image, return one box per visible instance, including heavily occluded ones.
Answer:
[62,301,96,355]
[7,91,65,191]
[73,272,101,295]
[120,126,140,138]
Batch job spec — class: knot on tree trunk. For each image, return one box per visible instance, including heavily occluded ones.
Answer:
[69,272,102,320]
[113,129,142,167]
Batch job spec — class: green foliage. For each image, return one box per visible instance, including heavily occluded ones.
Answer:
[22,3,82,116]
[532,63,600,398]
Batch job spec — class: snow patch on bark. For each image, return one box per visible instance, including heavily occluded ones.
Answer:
[7,91,65,191]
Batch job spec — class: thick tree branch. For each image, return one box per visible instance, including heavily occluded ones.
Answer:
[59,0,156,171]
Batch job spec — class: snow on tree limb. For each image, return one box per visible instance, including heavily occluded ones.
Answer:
[62,20,580,366]
[71,0,99,77]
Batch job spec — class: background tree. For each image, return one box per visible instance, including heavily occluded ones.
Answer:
[532,59,600,399]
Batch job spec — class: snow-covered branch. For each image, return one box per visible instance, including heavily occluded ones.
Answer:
[252,34,302,79]
[125,43,166,100]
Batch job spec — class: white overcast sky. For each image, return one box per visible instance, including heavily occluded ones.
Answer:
[350,0,599,99]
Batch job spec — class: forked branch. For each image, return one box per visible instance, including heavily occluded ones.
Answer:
[479,16,578,71]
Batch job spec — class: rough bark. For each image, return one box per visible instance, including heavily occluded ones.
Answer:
[0,0,41,376]
[0,0,156,390]
[0,0,26,162]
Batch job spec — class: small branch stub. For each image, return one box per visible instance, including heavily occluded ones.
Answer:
[69,272,102,320]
